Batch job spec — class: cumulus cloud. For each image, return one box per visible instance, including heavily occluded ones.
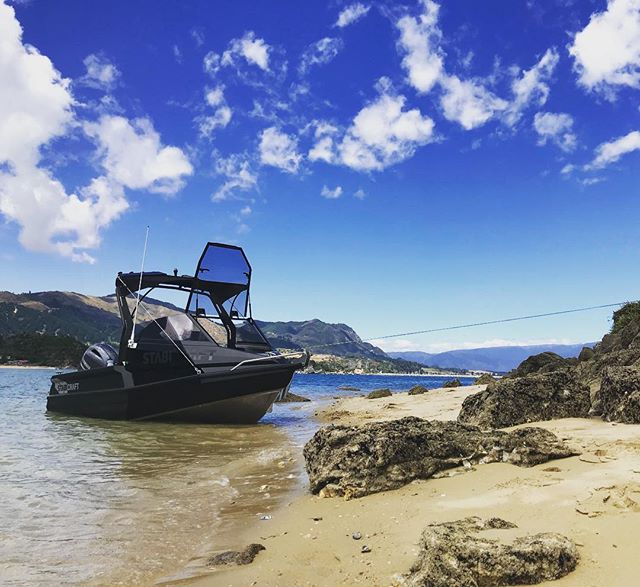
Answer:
[308,121,338,163]
[533,112,577,152]
[338,90,435,171]
[212,152,258,202]
[569,0,640,92]
[354,188,366,199]
[335,3,370,28]
[503,49,559,126]
[395,1,558,131]
[197,86,232,138]
[585,130,640,169]
[205,31,271,76]
[321,185,343,199]
[439,75,508,130]
[84,115,193,195]
[81,53,120,90]
[0,2,128,263]
[299,37,343,75]
[259,127,302,173]
[396,0,443,94]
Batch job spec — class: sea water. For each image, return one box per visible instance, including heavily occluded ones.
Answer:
[0,368,473,585]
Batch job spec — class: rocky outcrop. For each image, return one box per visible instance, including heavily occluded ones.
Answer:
[597,366,640,423]
[508,352,576,378]
[404,517,578,587]
[207,543,265,567]
[442,378,461,388]
[474,373,496,385]
[458,371,590,428]
[303,417,575,499]
[408,384,429,395]
[366,388,392,399]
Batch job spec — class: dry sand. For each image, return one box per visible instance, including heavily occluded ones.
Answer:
[178,385,640,587]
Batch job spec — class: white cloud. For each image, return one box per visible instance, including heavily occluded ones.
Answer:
[338,91,435,171]
[81,53,120,91]
[503,49,559,126]
[354,188,366,199]
[396,0,443,94]
[299,37,343,74]
[259,127,302,173]
[198,86,232,138]
[335,3,370,28]
[372,337,583,353]
[308,122,338,163]
[321,185,343,199]
[569,0,640,92]
[239,205,252,216]
[223,31,270,71]
[585,130,640,169]
[84,115,193,195]
[0,2,128,263]
[439,75,508,130]
[533,112,577,152]
[212,152,258,202]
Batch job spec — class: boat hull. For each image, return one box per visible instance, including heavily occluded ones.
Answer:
[46,365,297,424]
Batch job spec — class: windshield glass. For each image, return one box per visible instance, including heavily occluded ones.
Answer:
[135,313,210,344]
[194,244,250,317]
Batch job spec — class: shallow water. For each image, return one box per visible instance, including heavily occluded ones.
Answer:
[0,369,473,585]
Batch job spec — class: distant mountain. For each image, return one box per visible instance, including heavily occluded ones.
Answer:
[256,319,387,359]
[389,343,594,373]
[0,291,391,362]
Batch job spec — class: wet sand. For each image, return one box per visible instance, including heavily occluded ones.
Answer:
[182,385,640,587]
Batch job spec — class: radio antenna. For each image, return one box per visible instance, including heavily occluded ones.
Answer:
[128,226,150,348]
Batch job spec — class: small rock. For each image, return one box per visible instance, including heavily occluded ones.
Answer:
[352,532,362,540]
[260,515,272,521]
[442,378,461,388]
[408,385,429,395]
[339,385,361,391]
[207,544,266,567]
[361,545,371,553]
[366,388,393,399]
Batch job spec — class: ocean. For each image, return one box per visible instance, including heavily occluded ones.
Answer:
[0,368,474,585]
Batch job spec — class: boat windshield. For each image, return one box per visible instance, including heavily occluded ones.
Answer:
[193,243,250,317]
[135,312,211,344]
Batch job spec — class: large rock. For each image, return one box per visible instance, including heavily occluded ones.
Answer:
[458,371,590,428]
[474,373,496,385]
[508,352,576,378]
[598,366,640,424]
[408,384,429,395]
[303,417,575,499]
[405,517,578,587]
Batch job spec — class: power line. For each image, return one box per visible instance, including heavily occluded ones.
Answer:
[306,301,630,350]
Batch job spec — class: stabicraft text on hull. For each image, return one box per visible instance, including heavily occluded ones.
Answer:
[47,242,309,424]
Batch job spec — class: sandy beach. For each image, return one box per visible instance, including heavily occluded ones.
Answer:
[180,384,640,587]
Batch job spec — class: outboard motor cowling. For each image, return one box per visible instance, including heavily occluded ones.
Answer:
[80,343,118,370]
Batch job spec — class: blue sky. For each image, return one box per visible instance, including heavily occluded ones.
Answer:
[1,0,639,352]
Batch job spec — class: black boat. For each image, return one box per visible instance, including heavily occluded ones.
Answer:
[47,242,309,424]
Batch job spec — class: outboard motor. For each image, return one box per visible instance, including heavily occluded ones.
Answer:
[80,343,118,370]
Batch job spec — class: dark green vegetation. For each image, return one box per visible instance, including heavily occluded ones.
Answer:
[0,333,87,368]
[307,355,429,374]
[611,301,640,334]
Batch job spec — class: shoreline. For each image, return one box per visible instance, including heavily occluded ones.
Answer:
[0,364,58,370]
[181,384,640,587]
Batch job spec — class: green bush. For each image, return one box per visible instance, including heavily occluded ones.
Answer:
[611,302,640,334]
